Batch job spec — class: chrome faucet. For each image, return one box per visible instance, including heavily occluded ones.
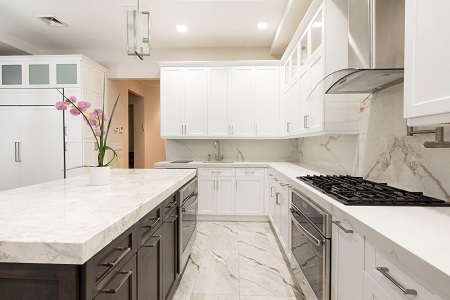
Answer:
[214,140,223,161]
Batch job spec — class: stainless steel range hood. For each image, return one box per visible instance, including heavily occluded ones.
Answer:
[317,0,405,96]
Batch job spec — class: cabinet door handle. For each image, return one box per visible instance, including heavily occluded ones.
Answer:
[166,215,179,223]
[235,180,237,190]
[304,115,310,128]
[141,218,160,229]
[166,201,177,209]
[270,187,275,197]
[332,221,354,234]
[286,122,290,133]
[269,173,273,177]
[376,267,417,295]
[143,235,161,247]
[216,180,219,190]
[14,142,20,162]
[255,124,258,135]
[98,247,131,267]
[213,179,216,190]
[100,270,132,294]
[231,125,234,135]
[274,178,279,182]
[276,193,280,205]
[184,125,187,134]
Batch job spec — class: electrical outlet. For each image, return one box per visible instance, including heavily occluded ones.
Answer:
[113,143,122,151]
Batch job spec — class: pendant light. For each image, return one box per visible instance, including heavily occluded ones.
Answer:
[125,0,150,60]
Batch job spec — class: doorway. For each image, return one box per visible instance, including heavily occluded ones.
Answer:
[128,91,145,168]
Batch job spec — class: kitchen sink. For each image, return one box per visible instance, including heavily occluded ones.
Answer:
[202,161,234,163]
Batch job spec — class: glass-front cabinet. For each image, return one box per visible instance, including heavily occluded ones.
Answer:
[284,58,291,85]
[311,9,323,55]
[1,63,24,86]
[299,31,309,68]
[291,46,299,77]
[0,59,82,88]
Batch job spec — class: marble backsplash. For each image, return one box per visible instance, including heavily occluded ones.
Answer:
[165,139,300,162]
[299,83,450,201]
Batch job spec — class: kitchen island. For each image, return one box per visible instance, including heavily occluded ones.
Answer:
[0,168,196,300]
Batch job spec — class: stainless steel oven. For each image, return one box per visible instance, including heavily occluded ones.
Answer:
[290,189,331,300]
[178,177,198,273]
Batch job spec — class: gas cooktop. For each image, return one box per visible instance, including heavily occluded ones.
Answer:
[297,175,450,206]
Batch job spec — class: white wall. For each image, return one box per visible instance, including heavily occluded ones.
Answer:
[165,139,300,162]
[299,83,450,201]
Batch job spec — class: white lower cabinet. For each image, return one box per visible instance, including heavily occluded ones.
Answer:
[198,167,264,216]
[267,171,290,254]
[198,168,235,215]
[331,220,365,300]
[235,169,264,215]
[364,242,441,300]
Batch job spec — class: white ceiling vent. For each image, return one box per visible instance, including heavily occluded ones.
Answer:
[37,16,68,27]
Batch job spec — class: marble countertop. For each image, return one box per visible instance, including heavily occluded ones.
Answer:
[156,160,450,296]
[155,161,277,168]
[0,169,196,265]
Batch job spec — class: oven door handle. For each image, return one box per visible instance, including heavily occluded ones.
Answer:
[181,191,198,212]
[291,210,324,247]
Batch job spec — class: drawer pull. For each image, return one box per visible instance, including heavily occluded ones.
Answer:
[211,171,222,174]
[143,235,161,247]
[99,247,131,268]
[377,267,418,296]
[279,182,286,186]
[100,270,132,294]
[245,171,254,174]
[166,200,177,209]
[142,218,160,229]
[332,221,354,234]
[166,215,179,223]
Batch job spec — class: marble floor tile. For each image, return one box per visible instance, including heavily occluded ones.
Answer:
[191,294,240,300]
[238,249,287,297]
[175,222,302,300]
[172,291,192,300]
[238,223,272,253]
[206,222,239,251]
[193,249,239,295]
[240,297,297,300]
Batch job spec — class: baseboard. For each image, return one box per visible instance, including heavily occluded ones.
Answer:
[197,215,270,222]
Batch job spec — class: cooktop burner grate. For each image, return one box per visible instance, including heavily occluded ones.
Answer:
[297,175,450,206]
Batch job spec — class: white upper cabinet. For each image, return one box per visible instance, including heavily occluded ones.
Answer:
[161,67,208,138]
[254,66,280,137]
[231,67,254,137]
[161,67,184,137]
[404,0,450,126]
[281,1,360,137]
[208,68,231,137]
[160,63,280,139]
[184,68,208,137]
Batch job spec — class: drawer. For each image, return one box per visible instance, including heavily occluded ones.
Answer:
[198,168,235,177]
[236,168,264,177]
[365,242,437,299]
[83,226,136,300]
[94,254,137,300]
[162,193,178,221]
[137,204,162,247]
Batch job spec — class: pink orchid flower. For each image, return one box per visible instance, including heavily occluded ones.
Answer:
[77,101,92,111]
[70,108,80,116]
[68,95,77,103]
[55,101,68,110]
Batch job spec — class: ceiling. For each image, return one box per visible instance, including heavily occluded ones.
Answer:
[0,0,312,76]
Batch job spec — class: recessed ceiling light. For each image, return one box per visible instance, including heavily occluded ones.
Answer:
[258,22,268,30]
[177,25,187,33]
